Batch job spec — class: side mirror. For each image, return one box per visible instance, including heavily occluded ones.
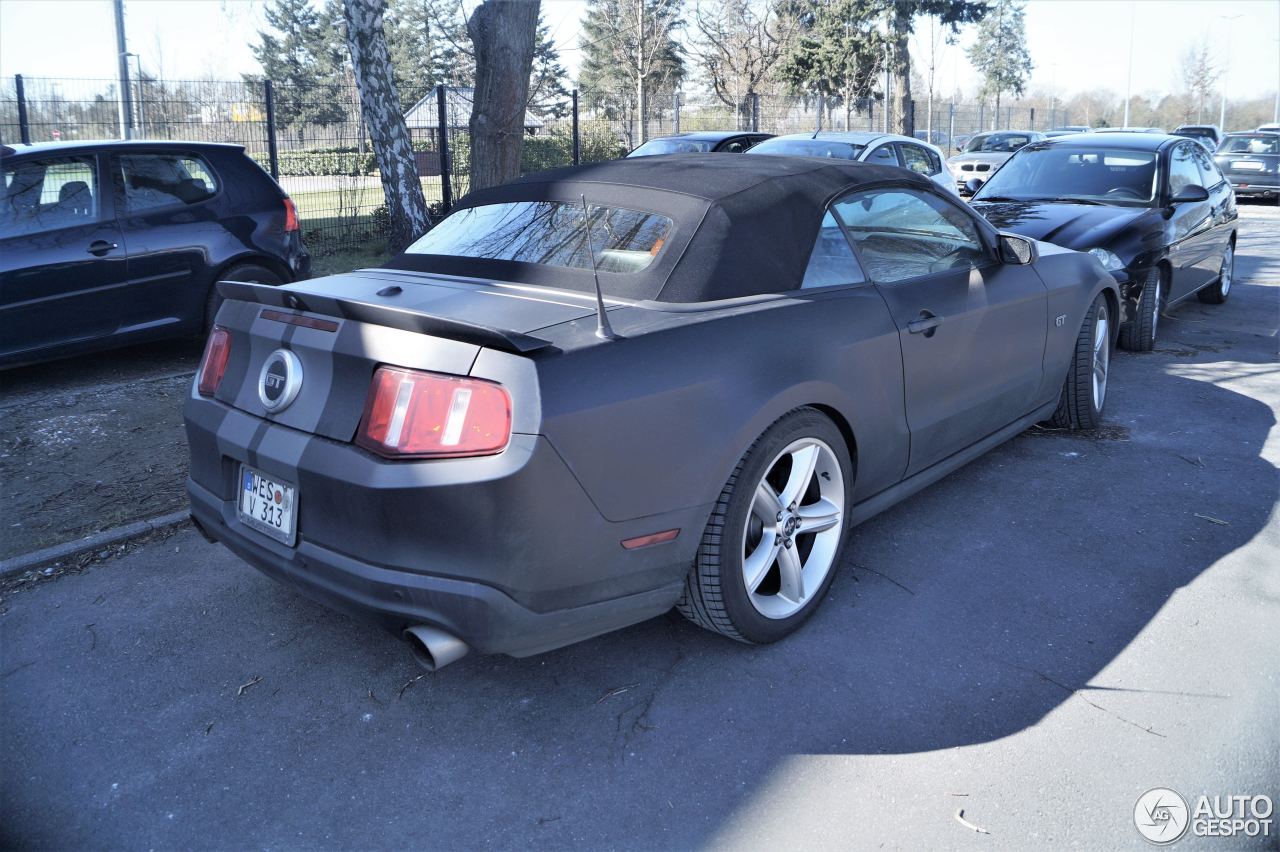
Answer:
[999,232,1038,265]
[964,178,984,195]
[1169,184,1210,204]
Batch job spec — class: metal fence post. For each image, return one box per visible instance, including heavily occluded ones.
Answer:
[15,74,31,144]
[751,93,760,132]
[978,103,985,132]
[435,83,453,213]
[263,80,279,180]
[948,101,955,153]
[816,95,824,132]
[1029,107,1036,131]
[571,89,580,166]
[673,90,680,134]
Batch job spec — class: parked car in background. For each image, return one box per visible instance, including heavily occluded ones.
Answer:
[913,129,949,148]
[0,140,309,368]
[1045,126,1092,137]
[1094,127,1164,134]
[1214,131,1280,201]
[1256,123,1280,133]
[969,133,1237,352]
[1172,124,1223,151]
[946,130,1046,194]
[186,154,1118,669]
[746,131,958,195]
[627,131,774,157]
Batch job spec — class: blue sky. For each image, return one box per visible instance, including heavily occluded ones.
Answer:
[1,0,1277,100]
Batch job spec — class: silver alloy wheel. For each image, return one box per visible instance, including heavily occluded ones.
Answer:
[1092,304,1110,410]
[741,438,845,619]
[1220,244,1233,296]
[1150,278,1161,340]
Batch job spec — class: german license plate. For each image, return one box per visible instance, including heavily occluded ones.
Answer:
[238,465,297,545]
[1232,160,1264,171]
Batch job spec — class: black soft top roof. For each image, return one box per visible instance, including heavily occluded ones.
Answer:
[386,154,931,303]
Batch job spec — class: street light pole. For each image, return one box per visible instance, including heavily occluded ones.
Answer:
[113,0,133,139]
[1122,1,1135,127]
[1217,14,1243,130]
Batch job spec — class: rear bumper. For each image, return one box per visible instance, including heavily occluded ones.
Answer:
[1226,179,1279,196]
[184,394,703,656]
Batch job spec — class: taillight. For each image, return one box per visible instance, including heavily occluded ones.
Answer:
[197,326,232,397]
[356,367,511,459]
[283,197,299,232]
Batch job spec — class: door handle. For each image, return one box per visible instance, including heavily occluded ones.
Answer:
[87,240,118,256]
[907,310,942,336]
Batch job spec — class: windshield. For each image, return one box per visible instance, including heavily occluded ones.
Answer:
[1219,134,1279,155]
[406,201,672,274]
[974,146,1159,206]
[628,138,715,157]
[748,138,865,160]
[964,132,1035,153]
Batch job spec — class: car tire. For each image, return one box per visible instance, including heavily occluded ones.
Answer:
[677,408,854,644]
[204,263,283,332]
[1118,268,1162,351]
[1197,242,1233,304]
[1049,293,1110,430]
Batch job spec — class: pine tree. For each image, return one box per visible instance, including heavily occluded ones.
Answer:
[249,0,348,133]
[965,0,1031,127]
[777,0,885,129]
[528,18,571,118]
[884,0,988,135]
[578,0,686,146]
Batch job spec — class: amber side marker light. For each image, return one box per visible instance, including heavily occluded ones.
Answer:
[197,326,232,396]
[621,529,680,550]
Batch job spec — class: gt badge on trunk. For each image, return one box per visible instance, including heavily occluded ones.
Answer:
[258,349,303,412]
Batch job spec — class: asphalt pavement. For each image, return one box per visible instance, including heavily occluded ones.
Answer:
[1,204,1277,850]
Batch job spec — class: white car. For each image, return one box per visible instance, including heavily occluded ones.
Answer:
[946,130,1046,194]
[746,131,960,196]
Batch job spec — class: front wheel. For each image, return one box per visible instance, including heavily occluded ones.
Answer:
[1118,268,1162,351]
[1050,293,1110,430]
[1197,242,1234,304]
[677,409,853,644]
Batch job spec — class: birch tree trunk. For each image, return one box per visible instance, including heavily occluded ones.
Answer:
[891,4,913,136]
[343,0,430,253]
[466,0,540,192]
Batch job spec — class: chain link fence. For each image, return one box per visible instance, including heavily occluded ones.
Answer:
[2,74,1068,256]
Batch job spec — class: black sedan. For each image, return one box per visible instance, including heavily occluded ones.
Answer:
[186,155,1118,669]
[969,133,1238,351]
[1214,131,1279,201]
[626,131,773,156]
[0,140,310,368]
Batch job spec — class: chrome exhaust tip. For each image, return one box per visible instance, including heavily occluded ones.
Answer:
[403,625,469,671]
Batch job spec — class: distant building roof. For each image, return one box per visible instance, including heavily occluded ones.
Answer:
[404,87,544,131]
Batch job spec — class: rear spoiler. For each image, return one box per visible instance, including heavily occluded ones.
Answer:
[217,280,554,355]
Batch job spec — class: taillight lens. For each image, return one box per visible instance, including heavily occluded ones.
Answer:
[283,197,299,232]
[197,326,232,397]
[356,367,511,458]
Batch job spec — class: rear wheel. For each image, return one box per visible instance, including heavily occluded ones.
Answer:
[677,409,853,644]
[204,263,282,332]
[1197,242,1234,304]
[1050,293,1110,430]
[1118,268,1162,351]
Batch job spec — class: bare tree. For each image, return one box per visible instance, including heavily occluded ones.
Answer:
[466,0,541,191]
[342,0,431,252]
[1179,39,1220,125]
[690,0,797,130]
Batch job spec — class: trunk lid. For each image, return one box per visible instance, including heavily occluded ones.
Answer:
[210,269,594,441]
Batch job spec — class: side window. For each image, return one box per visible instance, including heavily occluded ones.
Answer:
[897,144,936,176]
[1190,145,1222,188]
[865,145,899,166]
[118,153,218,214]
[800,211,866,289]
[833,188,987,283]
[0,155,99,238]
[1167,144,1203,195]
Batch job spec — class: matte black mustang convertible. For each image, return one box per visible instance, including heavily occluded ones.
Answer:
[185,156,1119,670]
[969,132,1237,351]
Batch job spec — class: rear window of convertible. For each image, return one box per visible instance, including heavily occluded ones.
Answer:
[406,201,673,274]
